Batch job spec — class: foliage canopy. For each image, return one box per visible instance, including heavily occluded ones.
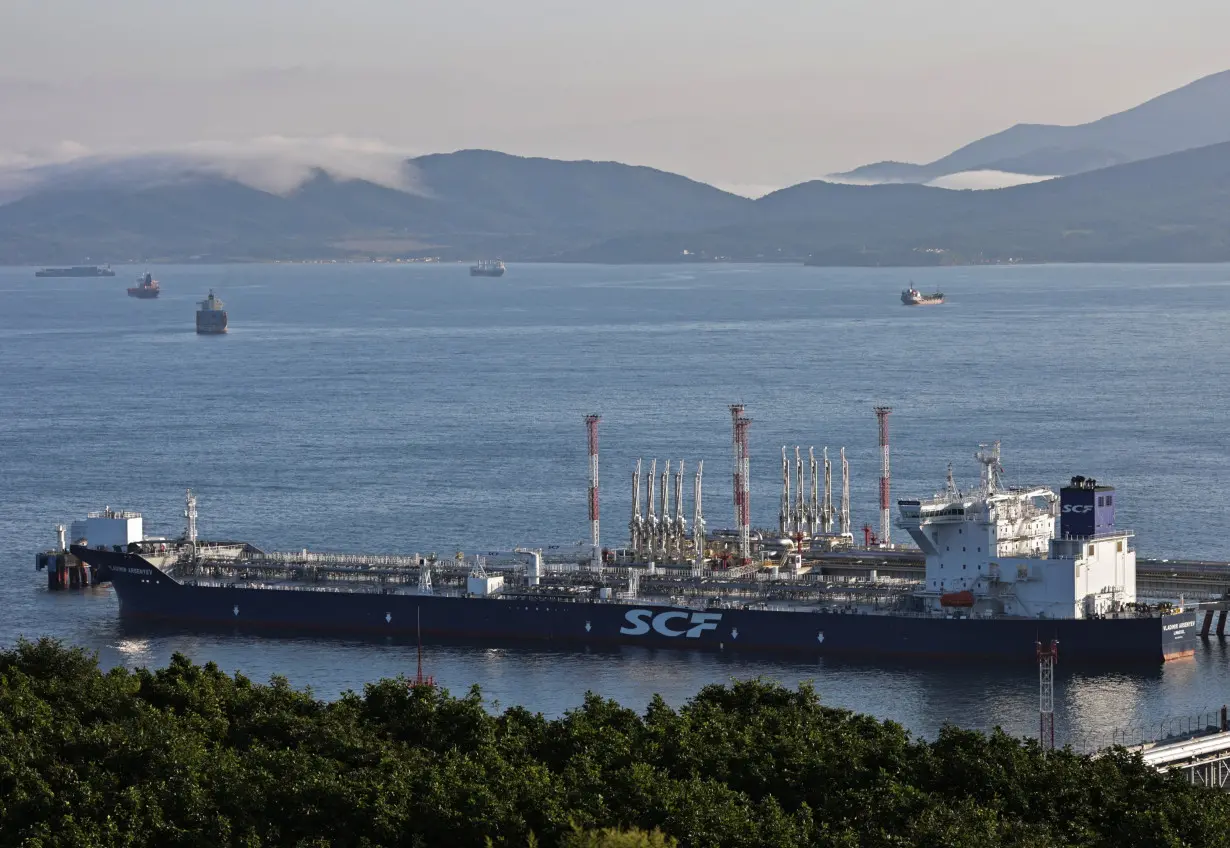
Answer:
[1,638,1225,847]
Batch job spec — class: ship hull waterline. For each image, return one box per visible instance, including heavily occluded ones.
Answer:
[74,546,1197,664]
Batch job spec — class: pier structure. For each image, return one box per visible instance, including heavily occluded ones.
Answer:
[1137,727,1230,789]
[1087,708,1230,790]
[43,403,1230,609]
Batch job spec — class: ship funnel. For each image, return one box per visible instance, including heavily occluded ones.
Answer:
[56,525,67,552]
[1060,477,1115,538]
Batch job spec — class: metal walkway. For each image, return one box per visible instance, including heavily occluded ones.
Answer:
[1132,726,1230,789]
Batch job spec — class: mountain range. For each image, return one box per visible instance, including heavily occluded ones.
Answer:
[831,69,1230,185]
[1,70,1229,266]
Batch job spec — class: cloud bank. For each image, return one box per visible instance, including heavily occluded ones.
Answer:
[826,169,1058,190]
[0,136,424,201]
[924,170,1058,190]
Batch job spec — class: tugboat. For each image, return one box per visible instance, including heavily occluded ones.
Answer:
[470,259,506,277]
[901,284,944,306]
[195,290,228,334]
[127,272,160,299]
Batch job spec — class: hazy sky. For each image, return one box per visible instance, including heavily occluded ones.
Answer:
[3,0,1228,192]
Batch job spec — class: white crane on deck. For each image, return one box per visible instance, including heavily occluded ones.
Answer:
[646,459,658,562]
[840,447,851,538]
[823,448,834,534]
[779,446,792,535]
[659,460,671,559]
[692,461,705,577]
[795,447,806,536]
[630,459,643,559]
[808,448,820,535]
[673,460,686,561]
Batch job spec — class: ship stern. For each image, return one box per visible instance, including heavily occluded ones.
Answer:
[1161,610,1199,660]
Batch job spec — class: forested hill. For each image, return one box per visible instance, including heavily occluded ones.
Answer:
[2,638,1227,847]
[832,68,1230,184]
[2,142,1230,265]
[562,140,1230,265]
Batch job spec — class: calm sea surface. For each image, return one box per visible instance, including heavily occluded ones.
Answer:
[3,261,1230,749]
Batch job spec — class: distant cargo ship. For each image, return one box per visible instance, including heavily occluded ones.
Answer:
[470,259,506,277]
[35,265,115,278]
[195,290,227,334]
[901,285,943,305]
[127,272,160,299]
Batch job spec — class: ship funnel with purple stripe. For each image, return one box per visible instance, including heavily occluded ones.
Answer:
[1060,475,1115,538]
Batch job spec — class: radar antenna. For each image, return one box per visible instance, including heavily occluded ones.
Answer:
[945,463,959,497]
[975,441,1004,494]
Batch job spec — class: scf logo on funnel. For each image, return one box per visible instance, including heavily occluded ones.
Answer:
[620,609,722,638]
[1062,504,1093,514]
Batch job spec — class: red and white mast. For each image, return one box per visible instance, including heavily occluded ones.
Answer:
[1037,639,1058,755]
[736,414,752,564]
[729,404,744,536]
[875,406,892,547]
[586,414,601,573]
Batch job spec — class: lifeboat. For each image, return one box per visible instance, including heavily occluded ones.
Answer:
[939,590,975,608]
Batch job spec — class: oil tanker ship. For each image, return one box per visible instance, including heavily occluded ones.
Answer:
[68,445,1196,663]
[127,272,160,299]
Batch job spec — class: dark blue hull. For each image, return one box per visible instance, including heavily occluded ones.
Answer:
[74,547,1197,664]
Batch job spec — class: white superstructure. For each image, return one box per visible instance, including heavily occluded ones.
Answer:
[897,443,1135,619]
[84,507,144,550]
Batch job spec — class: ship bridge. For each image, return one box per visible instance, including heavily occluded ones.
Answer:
[896,444,1134,619]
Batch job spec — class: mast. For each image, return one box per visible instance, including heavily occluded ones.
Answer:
[736,415,752,564]
[1037,639,1058,755]
[414,606,435,688]
[183,489,198,561]
[730,404,744,536]
[976,441,1003,494]
[417,607,424,683]
[875,407,892,547]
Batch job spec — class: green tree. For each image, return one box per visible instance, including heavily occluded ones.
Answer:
[3,638,1229,848]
